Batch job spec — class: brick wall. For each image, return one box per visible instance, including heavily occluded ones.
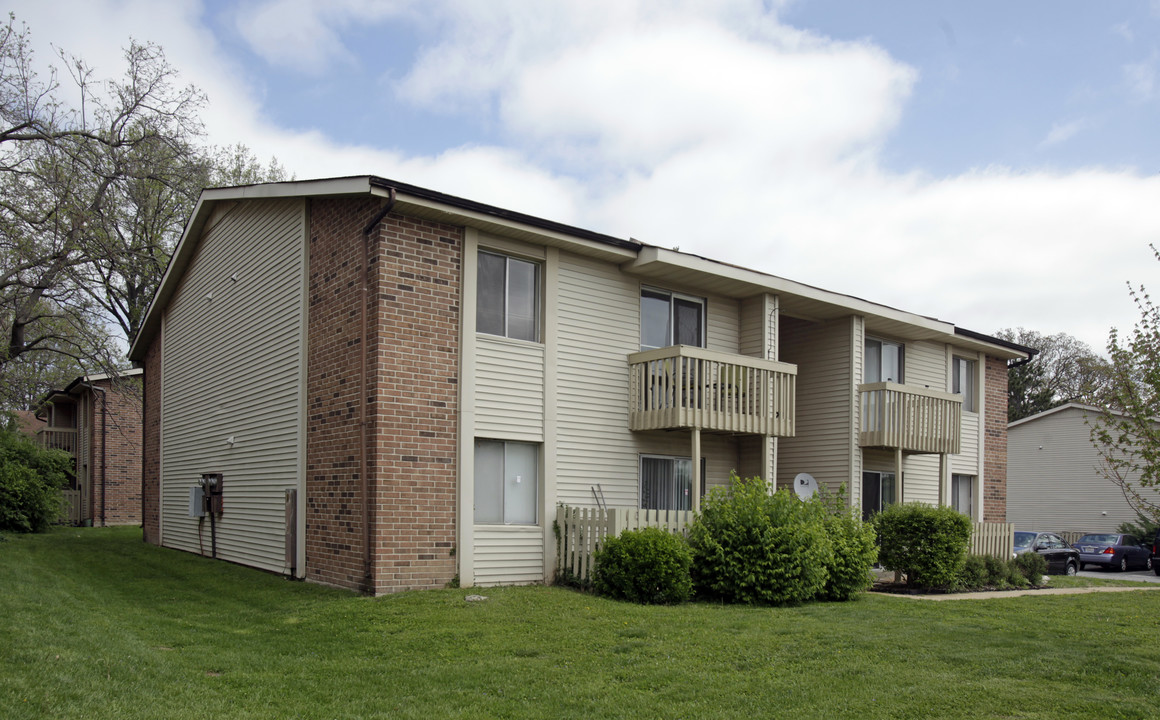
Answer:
[983,355,1009,522]
[89,377,143,526]
[305,198,462,594]
[142,338,162,543]
[306,197,380,592]
[368,214,461,594]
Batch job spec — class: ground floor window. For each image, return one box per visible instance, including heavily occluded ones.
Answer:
[640,455,706,511]
[951,474,974,518]
[861,470,896,521]
[474,439,538,525]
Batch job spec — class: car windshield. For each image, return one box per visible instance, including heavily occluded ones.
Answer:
[1014,532,1037,548]
[1077,534,1118,545]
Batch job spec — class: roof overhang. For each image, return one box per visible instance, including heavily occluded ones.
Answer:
[128,175,1036,365]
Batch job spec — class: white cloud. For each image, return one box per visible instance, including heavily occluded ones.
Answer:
[231,0,414,73]
[8,0,1160,353]
[1037,119,1085,149]
[1123,52,1158,101]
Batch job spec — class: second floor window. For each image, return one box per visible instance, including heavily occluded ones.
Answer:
[865,338,904,383]
[952,356,977,412]
[477,250,539,342]
[640,287,704,351]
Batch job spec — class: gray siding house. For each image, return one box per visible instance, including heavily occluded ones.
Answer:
[1008,403,1160,533]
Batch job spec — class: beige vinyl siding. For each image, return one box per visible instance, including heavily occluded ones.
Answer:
[474,337,544,442]
[556,252,640,507]
[777,316,855,493]
[1008,406,1160,532]
[954,412,981,474]
[850,316,864,507]
[473,526,544,586]
[739,296,764,357]
[903,455,941,505]
[706,296,740,353]
[737,435,764,481]
[894,337,943,506]
[554,251,744,508]
[160,198,305,574]
[904,340,944,389]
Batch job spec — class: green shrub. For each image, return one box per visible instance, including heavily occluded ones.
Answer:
[1013,552,1048,585]
[1004,560,1029,587]
[982,554,1009,585]
[816,492,878,601]
[0,418,71,533]
[593,527,692,604]
[956,555,988,590]
[689,474,831,606]
[874,503,972,588]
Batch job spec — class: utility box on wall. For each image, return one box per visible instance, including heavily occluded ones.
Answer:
[188,486,205,518]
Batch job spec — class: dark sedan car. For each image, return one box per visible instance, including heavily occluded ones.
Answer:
[1013,531,1080,575]
[1075,533,1153,572]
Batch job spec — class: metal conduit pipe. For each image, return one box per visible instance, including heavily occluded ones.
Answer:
[359,187,397,594]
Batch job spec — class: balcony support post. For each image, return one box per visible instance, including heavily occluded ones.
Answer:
[894,447,904,503]
[938,453,948,506]
[691,427,702,514]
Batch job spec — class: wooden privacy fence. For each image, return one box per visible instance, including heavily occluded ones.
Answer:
[970,522,1014,559]
[556,505,694,585]
[59,489,83,525]
[557,507,1014,584]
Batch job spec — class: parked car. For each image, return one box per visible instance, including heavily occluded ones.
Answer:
[1073,533,1153,572]
[1013,531,1080,575]
[1153,530,1160,577]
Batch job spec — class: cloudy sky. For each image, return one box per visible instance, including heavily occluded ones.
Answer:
[11,0,1160,351]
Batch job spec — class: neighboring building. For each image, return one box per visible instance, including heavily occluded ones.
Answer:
[1008,403,1160,533]
[126,176,1033,594]
[35,370,144,526]
[12,410,46,438]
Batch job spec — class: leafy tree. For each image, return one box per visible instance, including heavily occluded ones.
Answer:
[0,15,203,370]
[0,15,284,407]
[1090,246,1160,525]
[996,327,1111,421]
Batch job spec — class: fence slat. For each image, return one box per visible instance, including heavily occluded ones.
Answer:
[556,505,695,586]
[969,522,1014,560]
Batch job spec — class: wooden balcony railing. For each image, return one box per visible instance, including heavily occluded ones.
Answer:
[37,427,78,455]
[628,346,796,436]
[858,382,961,454]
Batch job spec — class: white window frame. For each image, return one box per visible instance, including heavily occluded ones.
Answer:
[865,337,904,384]
[640,286,706,352]
[473,439,539,525]
[861,470,896,521]
[951,474,974,518]
[951,356,977,412]
[477,250,540,342]
[639,454,706,511]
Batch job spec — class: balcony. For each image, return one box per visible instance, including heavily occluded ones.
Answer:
[628,346,796,436]
[37,427,78,455]
[859,382,961,455]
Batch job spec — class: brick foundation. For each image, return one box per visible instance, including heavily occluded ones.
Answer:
[983,355,1009,522]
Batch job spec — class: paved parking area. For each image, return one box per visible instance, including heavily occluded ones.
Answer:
[1076,568,1160,583]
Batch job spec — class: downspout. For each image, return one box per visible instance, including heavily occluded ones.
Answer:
[80,382,108,526]
[359,187,397,594]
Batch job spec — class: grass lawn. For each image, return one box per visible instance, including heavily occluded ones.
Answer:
[3,528,1159,719]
